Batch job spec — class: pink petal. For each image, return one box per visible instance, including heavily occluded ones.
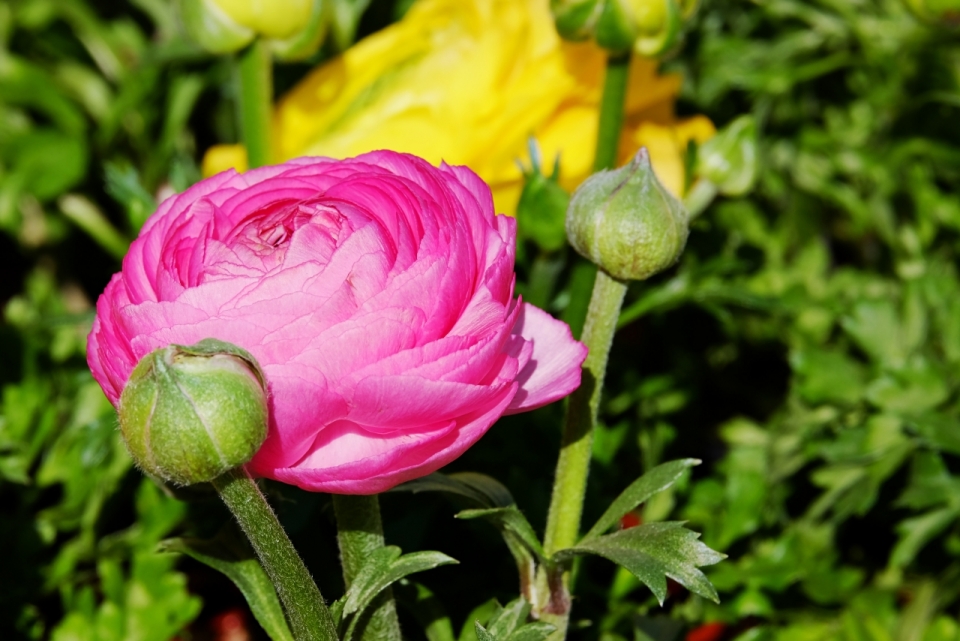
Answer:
[506,303,587,413]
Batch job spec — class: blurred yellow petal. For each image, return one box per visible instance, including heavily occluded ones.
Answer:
[631,115,716,197]
[203,0,715,214]
[202,144,249,177]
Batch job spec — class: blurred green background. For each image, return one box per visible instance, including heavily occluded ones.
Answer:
[3,0,960,639]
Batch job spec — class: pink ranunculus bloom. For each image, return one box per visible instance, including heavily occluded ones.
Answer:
[87,151,587,494]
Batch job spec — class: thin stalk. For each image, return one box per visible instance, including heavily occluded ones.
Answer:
[543,269,628,556]
[592,53,631,173]
[236,39,273,168]
[332,494,402,641]
[540,51,633,640]
[212,468,338,641]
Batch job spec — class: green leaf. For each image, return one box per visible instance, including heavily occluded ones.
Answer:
[582,459,700,543]
[394,581,455,641]
[392,471,515,508]
[159,525,294,641]
[457,599,500,641]
[104,162,156,232]
[556,522,725,605]
[456,507,545,561]
[516,138,570,252]
[339,546,457,640]
[468,599,555,641]
[890,507,960,568]
[485,598,529,640]
[475,621,496,641]
[505,623,556,641]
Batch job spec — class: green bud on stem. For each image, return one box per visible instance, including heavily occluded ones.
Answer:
[551,0,603,41]
[566,148,689,281]
[594,0,682,56]
[119,339,268,486]
[179,0,329,60]
[696,114,759,196]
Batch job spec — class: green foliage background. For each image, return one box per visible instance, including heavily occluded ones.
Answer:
[2,0,960,639]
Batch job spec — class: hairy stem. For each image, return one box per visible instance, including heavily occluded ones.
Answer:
[541,51,633,640]
[333,494,402,641]
[212,468,338,641]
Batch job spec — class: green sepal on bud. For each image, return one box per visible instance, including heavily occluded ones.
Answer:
[695,115,759,197]
[179,0,329,60]
[594,0,682,57]
[119,339,269,486]
[516,139,571,253]
[566,148,689,281]
[180,0,255,55]
[551,0,603,41]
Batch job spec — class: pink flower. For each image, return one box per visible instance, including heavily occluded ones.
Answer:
[87,151,586,494]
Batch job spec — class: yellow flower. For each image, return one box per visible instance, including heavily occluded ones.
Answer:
[202,0,714,214]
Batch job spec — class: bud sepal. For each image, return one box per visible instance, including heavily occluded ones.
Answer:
[119,338,269,486]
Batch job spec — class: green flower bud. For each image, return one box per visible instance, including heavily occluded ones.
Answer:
[119,339,268,486]
[516,139,571,252]
[179,0,328,59]
[595,0,682,56]
[565,148,689,281]
[179,0,255,55]
[551,0,603,41]
[695,115,758,196]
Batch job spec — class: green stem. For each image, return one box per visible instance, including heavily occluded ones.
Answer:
[332,494,402,641]
[540,51,633,640]
[237,39,273,168]
[593,53,631,172]
[544,270,628,557]
[212,468,338,641]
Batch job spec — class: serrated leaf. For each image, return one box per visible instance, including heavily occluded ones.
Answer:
[468,599,555,641]
[505,622,556,641]
[582,459,700,543]
[456,507,545,561]
[159,526,293,641]
[475,621,496,641]
[342,547,457,618]
[556,522,725,605]
[392,471,515,508]
[486,598,529,639]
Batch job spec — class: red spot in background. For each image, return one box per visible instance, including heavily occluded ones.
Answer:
[211,607,251,641]
[620,511,643,529]
[686,621,727,641]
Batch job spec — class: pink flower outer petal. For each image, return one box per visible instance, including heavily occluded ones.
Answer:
[506,303,588,413]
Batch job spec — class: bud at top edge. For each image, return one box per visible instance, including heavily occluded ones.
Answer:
[551,0,603,41]
[119,339,268,485]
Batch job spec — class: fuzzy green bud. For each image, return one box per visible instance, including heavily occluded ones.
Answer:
[551,0,603,41]
[566,148,689,281]
[696,115,758,196]
[119,339,268,486]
